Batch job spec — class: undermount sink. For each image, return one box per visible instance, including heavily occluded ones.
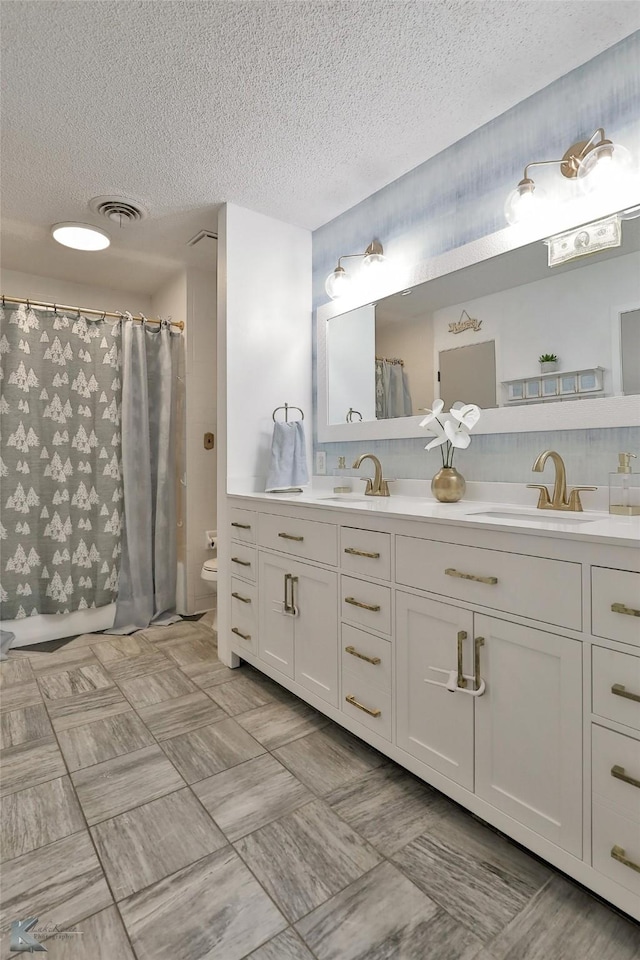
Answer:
[470,509,597,524]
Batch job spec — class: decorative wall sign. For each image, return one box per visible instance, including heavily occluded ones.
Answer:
[448,309,482,335]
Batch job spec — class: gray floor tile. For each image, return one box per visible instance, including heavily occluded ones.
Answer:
[325,763,444,856]
[28,906,136,959]
[193,754,312,841]
[488,876,640,960]
[0,832,112,945]
[0,658,34,684]
[137,691,226,740]
[118,667,198,707]
[0,736,67,797]
[273,725,385,796]
[91,788,226,900]
[235,700,329,751]
[182,659,243,688]
[57,710,155,772]
[235,799,382,923]
[161,633,219,669]
[103,651,174,682]
[47,685,131,732]
[390,805,551,943]
[296,860,483,960]
[0,679,42,713]
[246,928,315,960]
[141,622,208,645]
[28,644,98,677]
[205,674,278,715]
[38,662,114,701]
[71,744,185,824]
[119,846,286,960]
[1,775,85,861]
[0,702,53,748]
[161,718,266,783]
[92,635,156,663]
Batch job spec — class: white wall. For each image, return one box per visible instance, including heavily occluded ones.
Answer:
[1,268,152,316]
[376,313,434,415]
[328,305,375,423]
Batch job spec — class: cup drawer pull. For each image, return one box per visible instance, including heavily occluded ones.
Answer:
[231,557,251,567]
[345,597,381,612]
[611,765,640,789]
[231,521,251,530]
[344,547,381,559]
[278,533,304,542]
[612,683,640,703]
[345,694,381,717]
[445,567,498,586]
[231,592,251,604]
[345,645,381,665]
[611,845,640,874]
[611,602,640,618]
[231,627,251,641]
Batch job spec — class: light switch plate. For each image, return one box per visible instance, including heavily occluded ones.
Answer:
[315,451,327,474]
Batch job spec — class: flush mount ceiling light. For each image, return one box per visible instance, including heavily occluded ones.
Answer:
[51,222,110,251]
[505,127,633,225]
[325,239,387,300]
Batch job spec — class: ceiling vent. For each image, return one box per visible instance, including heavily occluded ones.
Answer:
[89,196,147,225]
[187,229,218,247]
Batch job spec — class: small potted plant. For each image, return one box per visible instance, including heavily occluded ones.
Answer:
[539,353,559,373]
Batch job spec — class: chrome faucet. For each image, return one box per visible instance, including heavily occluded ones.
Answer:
[352,453,390,497]
[527,450,596,512]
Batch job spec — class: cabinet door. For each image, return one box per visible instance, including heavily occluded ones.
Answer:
[258,553,295,678]
[396,591,474,790]
[293,561,338,707]
[474,615,582,857]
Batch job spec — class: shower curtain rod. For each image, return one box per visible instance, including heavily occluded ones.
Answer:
[1,295,185,332]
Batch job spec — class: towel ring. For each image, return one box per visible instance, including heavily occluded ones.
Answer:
[272,403,304,423]
[346,408,363,422]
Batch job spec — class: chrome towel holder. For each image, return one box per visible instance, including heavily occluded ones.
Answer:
[272,403,304,422]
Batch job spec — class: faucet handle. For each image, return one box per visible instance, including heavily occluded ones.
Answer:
[567,486,597,512]
[527,483,551,508]
[359,477,374,495]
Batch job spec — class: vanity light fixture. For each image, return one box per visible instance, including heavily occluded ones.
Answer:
[325,239,387,300]
[505,127,633,225]
[51,222,110,251]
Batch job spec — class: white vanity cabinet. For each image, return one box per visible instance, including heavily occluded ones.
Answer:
[223,494,640,921]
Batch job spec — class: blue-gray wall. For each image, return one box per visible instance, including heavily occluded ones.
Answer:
[313,32,640,485]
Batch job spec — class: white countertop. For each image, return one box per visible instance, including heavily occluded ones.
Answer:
[228,479,640,548]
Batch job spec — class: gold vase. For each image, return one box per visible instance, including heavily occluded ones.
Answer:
[431,466,466,503]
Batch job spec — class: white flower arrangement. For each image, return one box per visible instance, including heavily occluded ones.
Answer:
[420,399,482,468]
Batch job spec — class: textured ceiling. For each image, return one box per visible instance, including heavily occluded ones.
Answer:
[2,1,639,294]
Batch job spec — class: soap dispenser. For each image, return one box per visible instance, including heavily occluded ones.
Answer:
[609,452,640,515]
[332,456,353,494]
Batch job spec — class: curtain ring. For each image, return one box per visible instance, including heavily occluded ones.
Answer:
[26,298,30,310]
[1,295,5,307]
[101,310,106,321]
[53,303,58,314]
[77,306,81,318]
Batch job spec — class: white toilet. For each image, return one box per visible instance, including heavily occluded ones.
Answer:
[200,533,218,625]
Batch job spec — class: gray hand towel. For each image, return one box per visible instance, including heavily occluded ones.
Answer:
[265,420,309,492]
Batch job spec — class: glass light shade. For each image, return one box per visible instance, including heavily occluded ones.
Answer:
[576,142,633,194]
[362,251,386,270]
[51,222,110,250]
[504,180,547,226]
[325,266,352,300]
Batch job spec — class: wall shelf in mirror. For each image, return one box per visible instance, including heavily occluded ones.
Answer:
[317,200,640,441]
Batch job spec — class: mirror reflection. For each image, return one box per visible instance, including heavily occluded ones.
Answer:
[326,214,640,424]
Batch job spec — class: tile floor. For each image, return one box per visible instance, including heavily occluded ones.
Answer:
[0,620,638,960]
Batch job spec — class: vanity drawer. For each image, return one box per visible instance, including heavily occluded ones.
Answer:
[341,624,392,694]
[592,724,640,822]
[229,543,257,582]
[592,646,640,732]
[342,667,392,741]
[229,508,257,543]
[258,513,337,566]
[396,535,581,630]
[340,527,391,581]
[592,567,640,649]
[341,575,391,636]
[592,801,640,898]
[230,578,257,655]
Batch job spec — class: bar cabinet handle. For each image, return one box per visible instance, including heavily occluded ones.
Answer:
[345,645,381,665]
[345,597,381,612]
[611,602,640,618]
[344,547,381,559]
[231,592,251,604]
[611,765,640,790]
[231,521,251,529]
[231,557,251,566]
[231,627,251,641]
[445,568,498,586]
[345,694,381,718]
[612,683,640,703]
[474,636,485,692]
[457,630,468,689]
[611,845,640,874]
[279,532,304,542]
